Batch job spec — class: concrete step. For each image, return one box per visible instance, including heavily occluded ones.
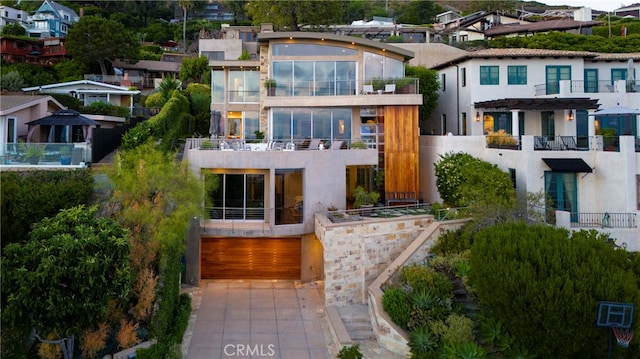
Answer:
[337,304,375,341]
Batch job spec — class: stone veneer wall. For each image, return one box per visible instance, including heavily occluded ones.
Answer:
[367,219,467,355]
[315,213,435,306]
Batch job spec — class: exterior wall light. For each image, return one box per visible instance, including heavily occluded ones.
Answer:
[475,112,481,122]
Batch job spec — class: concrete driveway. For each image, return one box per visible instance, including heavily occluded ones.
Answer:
[182,280,333,359]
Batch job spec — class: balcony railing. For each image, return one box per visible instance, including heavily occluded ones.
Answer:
[1,143,91,166]
[533,135,623,152]
[187,138,365,151]
[267,78,419,97]
[326,203,433,223]
[486,134,521,150]
[570,212,637,229]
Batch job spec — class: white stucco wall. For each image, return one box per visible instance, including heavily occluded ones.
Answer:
[419,135,640,249]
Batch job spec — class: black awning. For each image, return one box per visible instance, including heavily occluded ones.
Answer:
[542,158,593,173]
[475,98,600,111]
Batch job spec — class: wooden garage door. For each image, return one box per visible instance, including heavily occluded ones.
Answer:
[201,237,301,279]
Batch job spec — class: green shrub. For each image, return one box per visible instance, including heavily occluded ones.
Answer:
[448,342,487,359]
[401,265,454,298]
[337,344,363,359]
[430,228,472,256]
[382,288,411,330]
[438,314,474,346]
[0,169,93,247]
[409,326,439,358]
[470,223,640,358]
[120,121,154,150]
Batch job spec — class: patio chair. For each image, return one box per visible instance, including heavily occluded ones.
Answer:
[383,84,395,94]
[363,85,374,95]
[534,136,549,150]
[330,140,344,150]
[306,138,322,150]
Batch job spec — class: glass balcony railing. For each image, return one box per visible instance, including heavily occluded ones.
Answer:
[1,143,91,166]
[265,78,419,97]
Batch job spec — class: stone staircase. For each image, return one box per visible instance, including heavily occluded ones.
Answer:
[337,304,375,341]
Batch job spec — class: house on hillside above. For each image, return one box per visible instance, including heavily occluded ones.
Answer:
[0,95,64,145]
[110,54,184,92]
[22,80,140,112]
[614,3,640,18]
[0,5,29,30]
[26,0,79,38]
[0,36,67,67]
[422,47,640,247]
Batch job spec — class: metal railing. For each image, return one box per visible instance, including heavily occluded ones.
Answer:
[267,78,419,97]
[570,212,637,229]
[533,135,622,152]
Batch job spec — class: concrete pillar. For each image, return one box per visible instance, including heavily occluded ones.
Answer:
[511,109,520,136]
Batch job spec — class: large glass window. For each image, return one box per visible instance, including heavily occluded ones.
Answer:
[227,111,259,139]
[364,52,403,80]
[212,70,225,103]
[275,169,303,225]
[229,70,259,102]
[482,112,511,134]
[272,43,356,56]
[271,108,351,142]
[480,66,499,85]
[272,60,356,96]
[205,172,265,221]
[507,66,527,85]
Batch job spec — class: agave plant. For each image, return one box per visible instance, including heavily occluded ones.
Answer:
[409,326,439,357]
[454,342,487,359]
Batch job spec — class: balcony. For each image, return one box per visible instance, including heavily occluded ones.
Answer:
[266,78,419,97]
[569,212,637,229]
[0,143,91,168]
[535,80,639,96]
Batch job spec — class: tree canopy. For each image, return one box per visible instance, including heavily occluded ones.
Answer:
[65,16,140,76]
[470,223,640,358]
[405,64,440,132]
[245,0,345,31]
[489,31,640,53]
[1,205,132,337]
[180,55,210,85]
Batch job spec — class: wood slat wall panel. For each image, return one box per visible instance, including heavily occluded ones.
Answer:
[201,237,301,279]
[384,106,419,193]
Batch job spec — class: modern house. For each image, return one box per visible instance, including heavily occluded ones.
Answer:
[614,3,640,18]
[110,54,184,92]
[183,27,422,283]
[424,48,640,247]
[25,0,79,38]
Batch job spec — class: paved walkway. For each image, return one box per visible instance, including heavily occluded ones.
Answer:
[182,280,333,359]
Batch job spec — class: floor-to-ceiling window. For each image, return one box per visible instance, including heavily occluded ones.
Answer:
[545,172,578,222]
[275,169,303,225]
[584,69,598,93]
[205,172,265,221]
[227,111,259,140]
[546,66,571,95]
[271,108,351,144]
[541,111,555,139]
[228,70,259,103]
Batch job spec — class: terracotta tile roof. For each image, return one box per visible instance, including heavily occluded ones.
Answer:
[431,48,599,69]
[591,53,640,61]
[466,48,598,58]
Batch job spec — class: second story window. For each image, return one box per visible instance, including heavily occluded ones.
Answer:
[480,66,499,85]
[507,66,527,85]
[611,68,628,84]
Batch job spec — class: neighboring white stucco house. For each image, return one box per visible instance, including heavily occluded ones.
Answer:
[422,48,640,248]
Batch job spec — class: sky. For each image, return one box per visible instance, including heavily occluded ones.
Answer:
[538,0,627,12]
